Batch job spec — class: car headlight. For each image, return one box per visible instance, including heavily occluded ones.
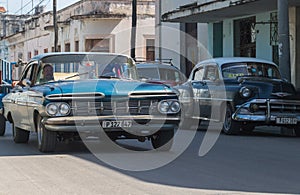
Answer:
[46,104,58,116]
[46,102,70,116]
[158,100,181,114]
[170,101,180,113]
[239,87,251,98]
[59,103,70,115]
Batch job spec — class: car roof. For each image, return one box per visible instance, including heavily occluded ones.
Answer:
[29,52,132,62]
[136,62,180,70]
[196,57,277,68]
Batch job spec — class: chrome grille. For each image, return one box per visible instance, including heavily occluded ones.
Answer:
[250,99,300,116]
[71,99,158,116]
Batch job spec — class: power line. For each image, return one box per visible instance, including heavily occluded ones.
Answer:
[14,0,47,15]
[14,0,32,14]
[25,0,47,15]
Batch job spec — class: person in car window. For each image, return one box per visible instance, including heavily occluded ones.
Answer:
[40,64,54,83]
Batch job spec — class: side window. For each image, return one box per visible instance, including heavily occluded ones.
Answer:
[21,64,35,81]
[204,65,219,81]
[137,67,159,79]
[193,67,204,81]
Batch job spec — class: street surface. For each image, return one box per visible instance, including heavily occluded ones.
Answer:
[0,122,300,195]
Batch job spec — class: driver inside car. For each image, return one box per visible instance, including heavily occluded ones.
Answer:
[39,64,54,83]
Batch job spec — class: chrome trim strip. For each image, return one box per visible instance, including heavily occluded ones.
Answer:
[46,92,105,100]
[43,115,180,126]
[233,115,300,122]
[128,91,177,98]
[193,97,232,102]
[267,99,271,122]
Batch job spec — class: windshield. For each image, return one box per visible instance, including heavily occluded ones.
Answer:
[221,62,281,79]
[37,54,138,83]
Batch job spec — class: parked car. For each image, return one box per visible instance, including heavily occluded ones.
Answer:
[0,59,13,136]
[2,52,181,152]
[176,57,300,135]
[136,60,186,87]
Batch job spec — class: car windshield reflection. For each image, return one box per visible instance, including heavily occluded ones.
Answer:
[36,54,138,84]
[221,62,281,79]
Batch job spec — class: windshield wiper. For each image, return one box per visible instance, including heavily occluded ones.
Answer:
[98,75,120,79]
[65,72,88,80]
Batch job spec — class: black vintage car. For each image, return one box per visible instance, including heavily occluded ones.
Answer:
[177,57,300,135]
[2,52,181,152]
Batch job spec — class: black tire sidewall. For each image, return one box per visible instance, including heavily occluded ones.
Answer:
[0,115,6,136]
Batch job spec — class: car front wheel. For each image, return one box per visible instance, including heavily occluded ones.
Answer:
[222,104,241,135]
[294,125,300,137]
[36,115,57,152]
[0,115,6,136]
[13,123,29,143]
[151,130,174,151]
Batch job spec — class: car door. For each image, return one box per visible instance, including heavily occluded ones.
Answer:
[190,66,211,118]
[202,64,224,121]
[11,63,36,130]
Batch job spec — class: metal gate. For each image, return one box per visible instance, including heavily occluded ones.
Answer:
[1,59,12,84]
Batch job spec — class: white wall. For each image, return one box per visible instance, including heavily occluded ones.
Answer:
[158,23,181,68]
[255,12,273,61]
[289,7,297,87]
[158,0,208,69]
[222,19,234,57]
[197,23,209,61]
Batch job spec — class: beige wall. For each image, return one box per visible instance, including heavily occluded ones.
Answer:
[5,0,155,63]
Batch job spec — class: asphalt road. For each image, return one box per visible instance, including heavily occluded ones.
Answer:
[0,122,300,195]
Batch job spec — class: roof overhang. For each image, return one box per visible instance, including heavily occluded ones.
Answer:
[162,0,300,23]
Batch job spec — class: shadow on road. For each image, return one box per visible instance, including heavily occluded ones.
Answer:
[1,122,300,194]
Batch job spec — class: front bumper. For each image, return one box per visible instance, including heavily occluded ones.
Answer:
[232,99,300,125]
[42,115,180,135]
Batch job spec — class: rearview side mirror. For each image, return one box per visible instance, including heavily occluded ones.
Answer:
[21,79,31,87]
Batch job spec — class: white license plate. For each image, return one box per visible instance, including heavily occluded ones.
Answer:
[102,120,132,128]
[276,117,298,125]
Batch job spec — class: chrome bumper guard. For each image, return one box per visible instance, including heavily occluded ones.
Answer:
[42,115,180,134]
[232,99,300,124]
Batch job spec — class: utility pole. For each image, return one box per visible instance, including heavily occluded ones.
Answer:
[53,0,58,52]
[158,0,162,60]
[130,0,137,59]
[278,0,291,81]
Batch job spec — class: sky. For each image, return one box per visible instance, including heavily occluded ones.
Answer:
[3,0,79,14]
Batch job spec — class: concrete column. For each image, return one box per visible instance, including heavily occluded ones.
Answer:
[278,0,291,81]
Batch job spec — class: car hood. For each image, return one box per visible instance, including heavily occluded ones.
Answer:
[238,77,296,99]
[34,79,176,99]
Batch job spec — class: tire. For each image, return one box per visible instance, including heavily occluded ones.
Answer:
[37,115,57,152]
[0,115,6,136]
[294,125,300,137]
[222,104,241,135]
[151,129,174,151]
[13,123,30,143]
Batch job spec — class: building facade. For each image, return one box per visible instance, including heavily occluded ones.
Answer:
[161,0,300,89]
[0,0,155,78]
[156,0,208,76]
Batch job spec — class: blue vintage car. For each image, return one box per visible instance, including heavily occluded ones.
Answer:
[176,57,300,135]
[2,52,181,152]
[0,59,13,136]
